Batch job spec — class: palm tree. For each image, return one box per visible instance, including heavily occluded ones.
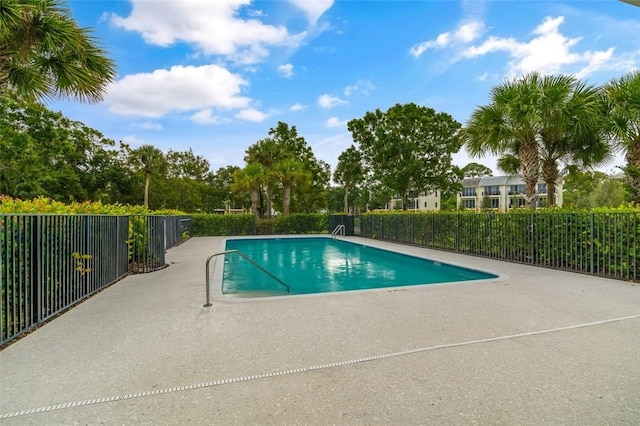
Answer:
[334,145,365,214]
[466,73,609,208]
[466,73,542,208]
[232,164,266,216]
[271,160,308,214]
[604,71,640,205]
[537,77,610,206]
[0,0,115,102]
[129,145,166,208]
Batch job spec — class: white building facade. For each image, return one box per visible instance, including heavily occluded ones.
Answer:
[457,176,563,212]
[388,190,441,211]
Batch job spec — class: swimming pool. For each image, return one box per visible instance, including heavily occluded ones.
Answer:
[221,237,497,296]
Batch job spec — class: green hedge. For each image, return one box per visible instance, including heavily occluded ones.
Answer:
[360,210,639,282]
[190,214,255,236]
[274,214,328,234]
[191,213,329,236]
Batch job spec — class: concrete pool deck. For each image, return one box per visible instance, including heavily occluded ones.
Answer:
[1,236,639,424]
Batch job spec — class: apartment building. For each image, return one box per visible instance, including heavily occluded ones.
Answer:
[388,190,440,211]
[458,176,563,212]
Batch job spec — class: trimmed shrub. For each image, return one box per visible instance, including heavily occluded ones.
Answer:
[190,214,255,236]
[274,214,328,234]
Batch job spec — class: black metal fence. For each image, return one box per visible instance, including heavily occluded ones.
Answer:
[1,215,190,346]
[359,212,639,283]
[329,215,355,236]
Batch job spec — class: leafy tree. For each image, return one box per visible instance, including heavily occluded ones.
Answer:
[291,159,330,213]
[271,160,309,214]
[128,145,166,208]
[207,165,245,211]
[563,169,630,209]
[232,164,267,216]
[166,148,211,180]
[244,122,328,215]
[590,178,629,208]
[604,71,640,205]
[0,0,115,102]
[348,103,463,210]
[466,73,609,208]
[461,162,493,178]
[333,145,365,214]
[0,94,118,201]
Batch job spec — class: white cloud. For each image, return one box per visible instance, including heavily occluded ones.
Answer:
[287,0,334,25]
[343,79,376,96]
[410,20,484,57]
[462,16,615,78]
[106,64,250,118]
[278,63,294,78]
[476,72,489,82]
[235,108,268,122]
[190,109,222,125]
[247,8,264,18]
[455,21,484,43]
[135,121,163,131]
[574,49,615,79]
[318,94,348,109]
[325,117,347,128]
[290,103,306,112]
[120,134,149,148]
[310,132,352,172]
[110,0,306,64]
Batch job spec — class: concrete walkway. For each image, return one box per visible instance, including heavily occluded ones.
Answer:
[1,236,639,425]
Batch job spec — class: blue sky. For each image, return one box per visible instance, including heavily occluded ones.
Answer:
[54,0,640,178]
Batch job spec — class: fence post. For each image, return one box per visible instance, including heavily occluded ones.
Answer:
[487,213,492,258]
[411,214,415,244]
[590,213,594,275]
[530,212,535,264]
[455,215,460,252]
[633,213,637,282]
[30,215,42,325]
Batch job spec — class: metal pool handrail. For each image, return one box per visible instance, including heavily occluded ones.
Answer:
[331,224,345,240]
[204,249,290,307]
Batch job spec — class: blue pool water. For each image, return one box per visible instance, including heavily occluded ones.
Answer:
[222,237,497,296]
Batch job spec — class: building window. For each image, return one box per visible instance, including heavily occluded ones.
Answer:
[435,202,438,208]
[461,187,476,196]
[424,201,427,208]
[509,197,525,208]
[463,199,476,209]
[509,184,526,195]
[538,183,548,193]
[484,185,500,196]
[490,198,500,208]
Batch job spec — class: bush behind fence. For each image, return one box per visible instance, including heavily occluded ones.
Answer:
[191,213,328,236]
[1,215,190,346]
[360,212,639,282]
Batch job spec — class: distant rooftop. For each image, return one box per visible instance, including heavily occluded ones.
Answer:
[461,175,561,187]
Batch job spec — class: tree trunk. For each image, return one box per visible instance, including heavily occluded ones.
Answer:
[143,171,150,208]
[541,159,559,208]
[626,137,640,206]
[519,137,540,209]
[283,183,291,215]
[343,184,350,214]
[250,189,259,216]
